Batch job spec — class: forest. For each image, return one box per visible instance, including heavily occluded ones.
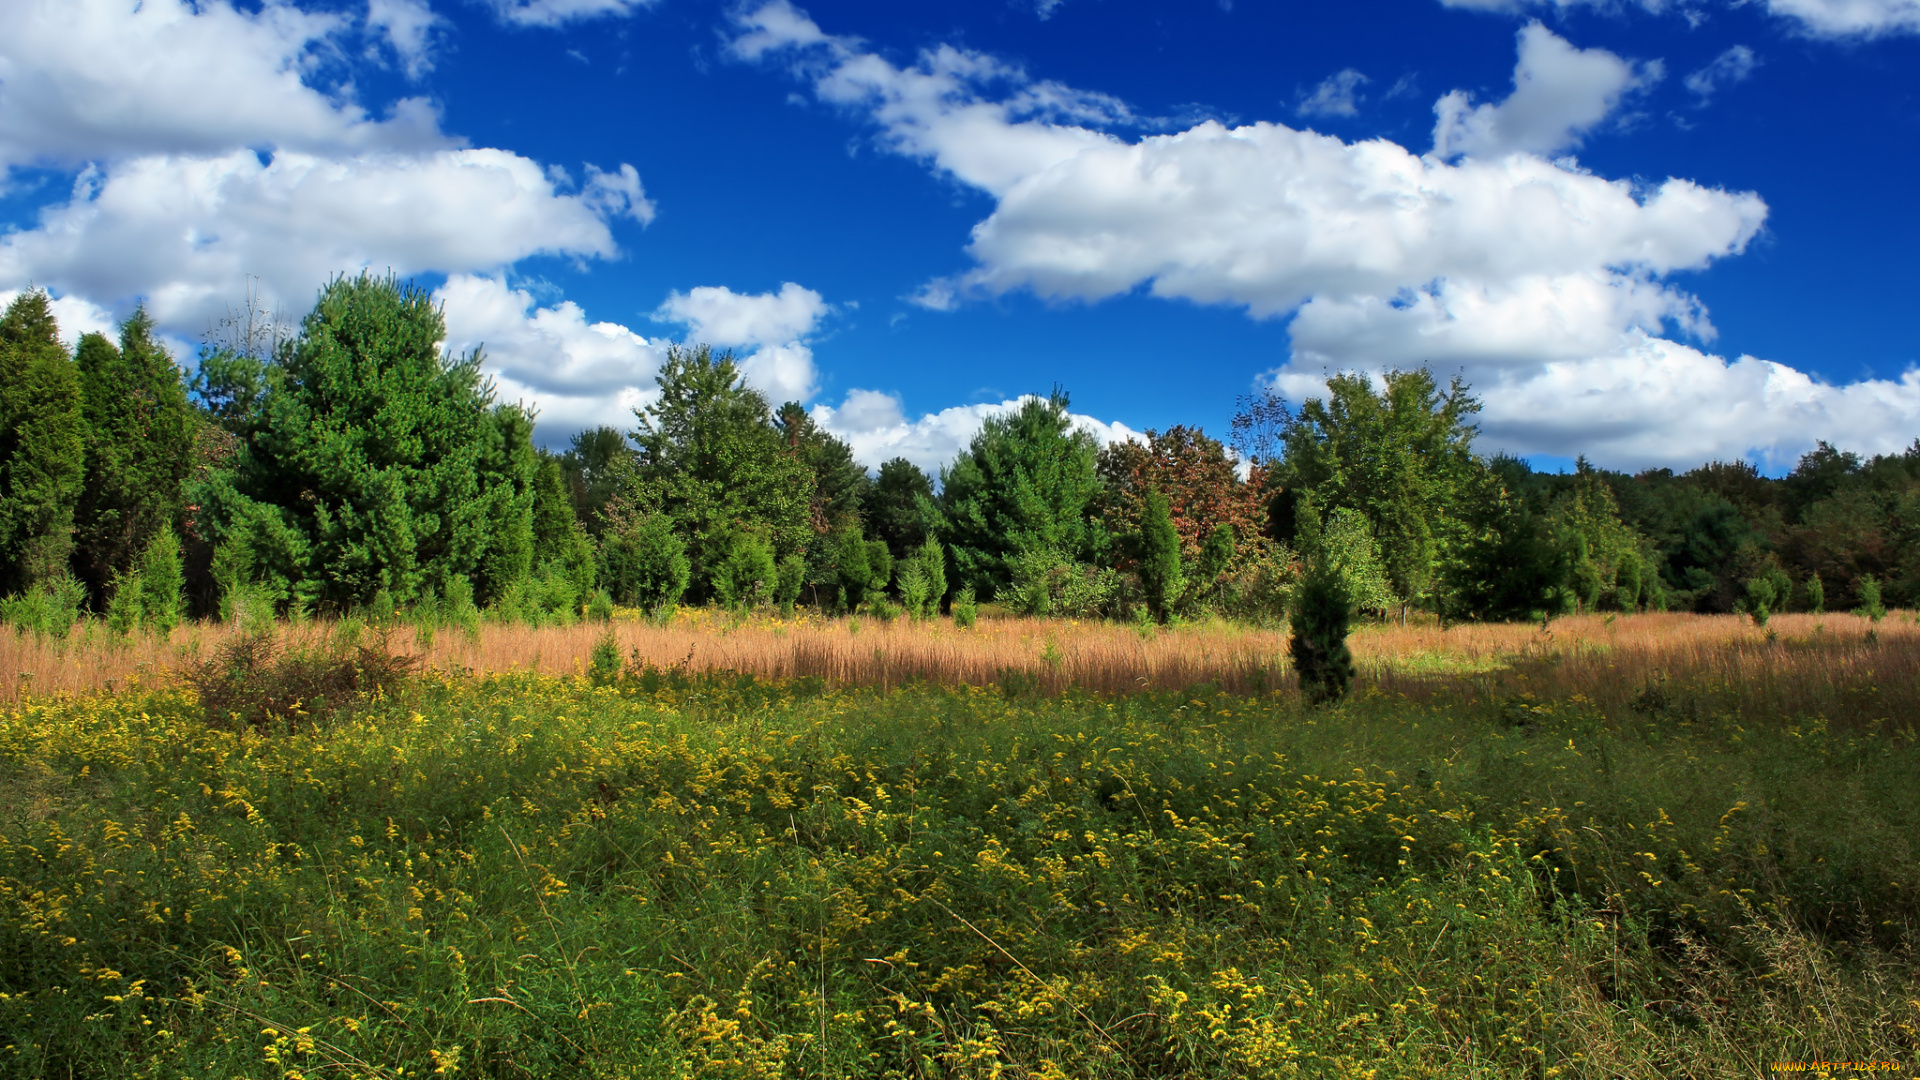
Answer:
[0,271,1907,637]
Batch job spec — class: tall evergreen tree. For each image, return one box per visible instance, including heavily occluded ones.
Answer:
[869,457,934,559]
[778,401,867,537]
[72,307,196,606]
[0,290,85,595]
[933,392,1103,599]
[558,426,631,531]
[1138,488,1184,624]
[213,273,528,611]
[624,345,815,599]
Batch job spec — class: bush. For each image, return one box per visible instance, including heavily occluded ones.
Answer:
[1855,575,1886,622]
[1289,557,1356,705]
[710,531,776,609]
[1139,489,1184,624]
[951,585,979,628]
[773,554,805,615]
[1007,549,1128,619]
[588,629,621,686]
[1803,572,1826,615]
[0,574,87,638]
[587,589,615,623]
[184,628,420,732]
[601,510,690,612]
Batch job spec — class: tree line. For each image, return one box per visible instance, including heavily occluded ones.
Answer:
[0,275,1908,634]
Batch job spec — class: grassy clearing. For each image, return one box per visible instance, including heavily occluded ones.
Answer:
[1,621,1915,1078]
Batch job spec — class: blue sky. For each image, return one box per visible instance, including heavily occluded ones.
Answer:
[1,0,1916,473]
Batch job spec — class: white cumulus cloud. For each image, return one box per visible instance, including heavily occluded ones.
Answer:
[810,391,1141,473]
[437,273,668,443]
[368,0,445,79]
[478,0,659,28]
[729,2,1920,469]
[0,0,448,174]
[655,282,833,404]
[1432,23,1659,160]
[0,149,640,334]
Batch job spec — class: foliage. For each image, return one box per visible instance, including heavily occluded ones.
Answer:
[599,506,690,613]
[106,525,186,636]
[180,627,421,732]
[71,309,197,607]
[868,457,933,559]
[1289,500,1357,704]
[556,426,631,532]
[1137,489,1184,624]
[1245,369,1482,616]
[1804,572,1826,614]
[0,290,86,596]
[1855,574,1886,622]
[1007,549,1129,619]
[777,402,866,536]
[951,584,979,627]
[933,392,1104,600]
[710,530,778,609]
[624,345,815,598]
[1097,425,1266,568]
[893,534,948,619]
[213,273,530,612]
[0,574,87,638]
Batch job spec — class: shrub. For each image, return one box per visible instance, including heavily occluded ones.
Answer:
[951,585,979,628]
[586,589,615,623]
[0,574,87,638]
[1289,558,1355,705]
[601,510,690,612]
[710,531,776,609]
[1855,575,1886,622]
[773,554,805,615]
[1803,572,1826,614]
[1740,575,1777,628]
[588,629,621,686]
[184,628,420,732]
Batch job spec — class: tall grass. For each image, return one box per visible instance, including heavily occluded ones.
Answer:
[5,610,1914,729]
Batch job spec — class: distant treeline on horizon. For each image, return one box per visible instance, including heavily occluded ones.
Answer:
[0,273,1908,633]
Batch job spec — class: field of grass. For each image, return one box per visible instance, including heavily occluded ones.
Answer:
[1,613,1916,1078]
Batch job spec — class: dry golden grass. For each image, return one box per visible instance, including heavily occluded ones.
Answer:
[4,608,1914,725]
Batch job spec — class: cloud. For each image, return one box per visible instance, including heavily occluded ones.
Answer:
[0,0,449,174]
[0,148,641,334]
[1765,0,1920,34]
[1298,70,1370,119]
[810,390,1141,473]
[437,273,667,443]
[657,282,828,348]
[1266,336,1920,473]
[656,282,832,404]
[0,288,119,349]
[476,0,659,28]
[1684,46,1759,104]
[722,2,1920,469]
[1432,23,1659,159]
[368,0,445,79]
[1437,0,1920,38]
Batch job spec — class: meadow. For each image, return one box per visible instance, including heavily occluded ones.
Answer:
[0,612,1915,1078]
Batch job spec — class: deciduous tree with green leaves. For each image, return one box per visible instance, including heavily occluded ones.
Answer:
[1239,369,1482,620]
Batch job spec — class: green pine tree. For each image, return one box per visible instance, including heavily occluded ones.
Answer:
[0,290,86,594]
[72,307,196,607]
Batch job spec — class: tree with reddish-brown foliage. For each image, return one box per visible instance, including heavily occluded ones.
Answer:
[1096,426,1267,566]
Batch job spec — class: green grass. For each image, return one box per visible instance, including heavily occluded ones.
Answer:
[0,664,1915,1078]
